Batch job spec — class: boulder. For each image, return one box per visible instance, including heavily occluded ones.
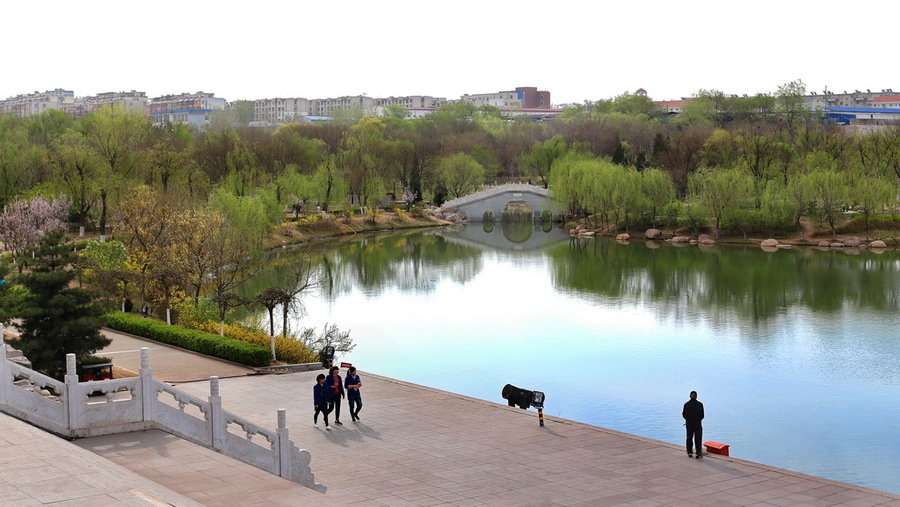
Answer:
[698,234,713,243]
[760,238,779,247]
[830,242,844,248]
[670,236,691,244]
[616,233,630,241]
[818,240,831,247]
[645,228,662,239]
[581,231,596,237]
[699,238,716,245]
[843,236,861,247]
[869,240,887,248]
[776,244,793,249]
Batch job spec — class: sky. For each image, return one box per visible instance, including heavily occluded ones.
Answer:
[2,0,898,107]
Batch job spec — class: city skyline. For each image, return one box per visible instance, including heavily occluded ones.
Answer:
[2,0,897,106]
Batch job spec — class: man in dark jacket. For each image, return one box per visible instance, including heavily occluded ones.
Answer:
[682,391,704,458]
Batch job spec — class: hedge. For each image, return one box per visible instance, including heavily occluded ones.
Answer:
[102,312,271,367]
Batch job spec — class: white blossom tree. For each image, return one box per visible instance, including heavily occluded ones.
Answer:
[0,195,69,271]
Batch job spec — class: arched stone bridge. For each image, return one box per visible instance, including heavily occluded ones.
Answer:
[438,183,562,222]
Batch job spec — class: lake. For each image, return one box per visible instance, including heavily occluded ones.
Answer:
[249,224,900,494]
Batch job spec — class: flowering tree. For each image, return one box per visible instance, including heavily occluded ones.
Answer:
[0,195,69,271]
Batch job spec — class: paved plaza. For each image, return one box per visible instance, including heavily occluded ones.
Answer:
[2,331,899,505]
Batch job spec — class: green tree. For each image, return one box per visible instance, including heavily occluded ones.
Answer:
[311,156,348,212]
[383,104,411,119]
[12,231,110,377]
[776,79,808,141]
[804,169,848,239]
[853,174,895,239]
[519,135,566,188]
[49,130,102,225]
[690,168,754,239]
[0,122,47,206]
[80,107,151,235]
[437,153,484,198]
[639,168,676,229]
[79,239,133,305]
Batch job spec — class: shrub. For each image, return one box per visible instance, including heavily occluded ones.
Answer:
[102,312,271,367]
[191,320,317,364]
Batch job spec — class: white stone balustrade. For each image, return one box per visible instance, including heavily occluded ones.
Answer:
[0,343,323,492]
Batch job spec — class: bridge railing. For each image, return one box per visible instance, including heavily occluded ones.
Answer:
[440,183,551,209]
[0,343,324,492]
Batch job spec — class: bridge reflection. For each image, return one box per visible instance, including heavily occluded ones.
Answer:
[437,223,570,251]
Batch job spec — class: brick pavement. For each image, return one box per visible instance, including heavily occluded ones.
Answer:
[81,370,900,506]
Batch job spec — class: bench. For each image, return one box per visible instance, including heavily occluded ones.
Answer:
[704,441,730,456]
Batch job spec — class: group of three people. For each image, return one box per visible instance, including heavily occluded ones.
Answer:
[313,366,362,430]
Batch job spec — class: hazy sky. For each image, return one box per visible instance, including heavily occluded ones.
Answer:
[3,0,897,106]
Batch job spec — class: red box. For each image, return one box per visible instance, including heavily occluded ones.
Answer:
[340,362,352,369]
[704,441,730,456]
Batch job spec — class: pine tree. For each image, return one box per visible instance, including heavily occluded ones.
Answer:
[14,230,110,378]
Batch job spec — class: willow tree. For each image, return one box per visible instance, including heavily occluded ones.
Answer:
[690,167,754,239]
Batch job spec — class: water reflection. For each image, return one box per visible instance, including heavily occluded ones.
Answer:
[547,237,900,324]
[257,228,900,324]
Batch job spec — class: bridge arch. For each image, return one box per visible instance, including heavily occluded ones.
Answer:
[438,184,562,223]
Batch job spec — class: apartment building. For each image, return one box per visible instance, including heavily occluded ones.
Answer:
[252,97,311,126]
[376,95,446,109]
[148,91,226,128]
[67,91,149,119]
[871,94,900,108]
[460,86,551,109]
[0,88,75,117]
[307,95,377,117]
[805,89,896,108]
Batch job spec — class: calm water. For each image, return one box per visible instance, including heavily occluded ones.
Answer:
[250,224,900,494]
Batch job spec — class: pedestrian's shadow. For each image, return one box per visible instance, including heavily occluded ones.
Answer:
[320,422,382,446]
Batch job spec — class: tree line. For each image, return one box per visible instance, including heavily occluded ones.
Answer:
[1,80,899,314]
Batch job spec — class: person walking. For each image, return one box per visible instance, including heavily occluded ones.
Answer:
[313,374,332,430]
[325,366,345,425]
[344,366,362,421]
[682,390,705,458]
[681,391,703,459]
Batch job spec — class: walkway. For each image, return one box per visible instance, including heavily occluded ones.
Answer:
[83,371,900,506]
[0,412,201,506]
[98,328,257,382]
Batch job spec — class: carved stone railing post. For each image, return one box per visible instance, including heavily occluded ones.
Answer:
[0,342,8,406]
[210,376,223,449]
[64,353,79,432]
[277,409,289,478]
[140,347,154,422]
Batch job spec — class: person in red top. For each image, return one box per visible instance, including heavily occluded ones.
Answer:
[324,366,345,425]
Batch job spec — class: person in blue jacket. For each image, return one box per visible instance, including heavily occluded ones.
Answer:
[325,366,345,425]
[344,366,362,421]
[313,374,331,430]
